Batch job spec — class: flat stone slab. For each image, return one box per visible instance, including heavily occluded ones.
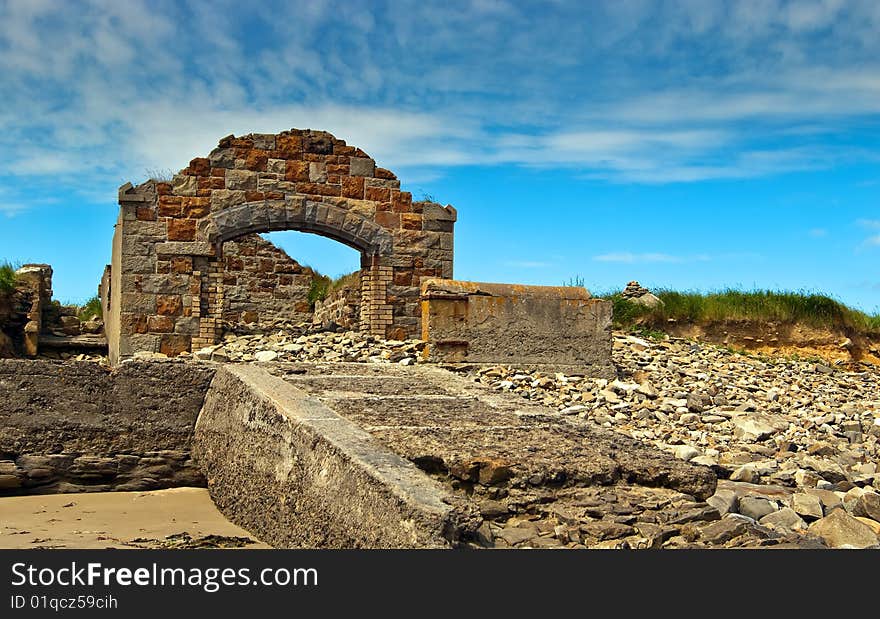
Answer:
[272,362,717,500]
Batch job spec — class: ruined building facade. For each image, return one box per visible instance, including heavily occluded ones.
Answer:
[102,129,457,363]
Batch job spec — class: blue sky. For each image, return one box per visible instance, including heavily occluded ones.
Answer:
[0,0,877,311]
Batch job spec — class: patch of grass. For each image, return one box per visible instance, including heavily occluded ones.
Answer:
[329,271,360,294]
[0,260,18,295]
[307,273,332,309]
[77,296,103,321]
[305,269,361,310]
[605,288,880,335]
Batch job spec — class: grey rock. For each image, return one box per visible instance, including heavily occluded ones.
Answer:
[738,496,777,521]
[759,507,807,531]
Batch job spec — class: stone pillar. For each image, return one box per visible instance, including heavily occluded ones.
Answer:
[15,265,52,357]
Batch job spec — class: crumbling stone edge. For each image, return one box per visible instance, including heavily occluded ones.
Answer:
[193,365,481,548]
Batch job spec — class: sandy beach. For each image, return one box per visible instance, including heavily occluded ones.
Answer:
[0,487,270,549]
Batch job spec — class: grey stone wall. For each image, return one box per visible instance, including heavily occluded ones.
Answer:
[0,360,215,495]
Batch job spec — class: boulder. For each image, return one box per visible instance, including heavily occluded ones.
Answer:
[807,509,879,549]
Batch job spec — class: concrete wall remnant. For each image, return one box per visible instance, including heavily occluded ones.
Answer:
[193,364,478,548]
[104,129,457,363]
[0,359,215,494]
[420,279,615,377]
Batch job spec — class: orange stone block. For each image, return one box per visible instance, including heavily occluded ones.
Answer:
[158,196,182,217]
[156,294,183,316]
[187,157,211,176]
[244,149,269,171]
[181,197,210,218]
[341,176,365,199]
[285,160,309,182]
[147,315,175,333]
[365,186,391,202]
[296,182,341,197]
[136,207,156,221]
[167,218,196,240]
[171,256,193,274]
[391,190,412,213]
[160,334,191,357]
[276,134,303,155]
[375,211,400,229]
[401,213,423,230]
[198,176,225,190]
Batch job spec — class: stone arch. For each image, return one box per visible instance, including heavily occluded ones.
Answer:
[106,128,456,363]
[204,199,394,256]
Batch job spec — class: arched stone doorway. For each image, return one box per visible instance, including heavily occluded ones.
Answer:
[105,129,456,364]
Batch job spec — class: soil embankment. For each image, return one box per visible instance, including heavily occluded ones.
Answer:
[660,320,880,366]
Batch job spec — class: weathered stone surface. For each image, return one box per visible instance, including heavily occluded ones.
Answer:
[194,364,479,548]
[0,359,214,495]
[738,496,778,521]
[420,279,614,377]
[760,507,807,531]
[108,128,458,360]
[852,492,880,522]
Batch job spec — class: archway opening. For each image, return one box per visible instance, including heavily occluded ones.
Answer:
[218,229,362,330]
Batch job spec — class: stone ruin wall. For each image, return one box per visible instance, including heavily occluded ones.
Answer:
[313,273,361,330]
[0,264,53,358]
[221,233,314,327]
[106,128,456,363]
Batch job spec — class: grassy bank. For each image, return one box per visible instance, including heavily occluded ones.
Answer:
[0,261,18,295]
[604,289,880,335]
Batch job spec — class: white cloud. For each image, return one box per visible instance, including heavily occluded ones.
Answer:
[2,0,880,210]
[809,228,828,238]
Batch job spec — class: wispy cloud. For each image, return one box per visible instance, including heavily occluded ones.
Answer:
[2,0,880,210]
[809,228,828,238]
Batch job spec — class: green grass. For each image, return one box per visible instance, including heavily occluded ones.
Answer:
[306,268,360,308]
[601,288,880,335]
[77,295,103,321]
[0,261,19,295]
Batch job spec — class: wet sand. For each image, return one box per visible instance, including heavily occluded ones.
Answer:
[0,487,270,549]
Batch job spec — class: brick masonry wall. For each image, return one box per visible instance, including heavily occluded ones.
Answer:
[221,233,314,325]
[0,360,215,495]
[107,128,456,362]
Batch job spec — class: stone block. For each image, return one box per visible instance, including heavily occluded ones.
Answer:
[349,157,376,177]
[225,169,258,191]
[171,175,197,196]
